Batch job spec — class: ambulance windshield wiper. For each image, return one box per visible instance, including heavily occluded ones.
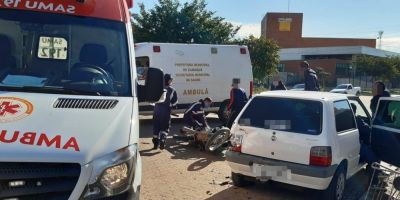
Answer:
[0,85,102,96]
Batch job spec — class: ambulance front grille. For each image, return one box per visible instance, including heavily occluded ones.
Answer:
[53,98,118,109]
[0,162,81,200]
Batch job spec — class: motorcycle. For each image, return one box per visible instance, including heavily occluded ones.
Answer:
[173,126,231,152]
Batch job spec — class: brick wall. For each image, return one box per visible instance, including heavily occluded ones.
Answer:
[281,59,353,84]
[262,12,376,48]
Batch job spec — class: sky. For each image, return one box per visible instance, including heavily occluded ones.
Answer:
[131,0,400,52]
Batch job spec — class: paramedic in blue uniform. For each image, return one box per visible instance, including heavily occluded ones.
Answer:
[227,79,248,128]
[183,97,213,130]
[152,74,178,150]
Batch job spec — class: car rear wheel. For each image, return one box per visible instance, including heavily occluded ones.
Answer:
[322,165,346,200]
[356,91,361,96]
[231,172,254,187]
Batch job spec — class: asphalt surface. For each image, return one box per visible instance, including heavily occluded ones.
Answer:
[138,96,374,200]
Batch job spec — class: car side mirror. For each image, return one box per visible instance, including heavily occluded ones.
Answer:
[137,67,164,103]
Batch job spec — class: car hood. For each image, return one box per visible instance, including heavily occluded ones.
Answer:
[0,92,133,165]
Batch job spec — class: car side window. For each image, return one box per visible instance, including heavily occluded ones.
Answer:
[349,99,368,118]
[334,100,356,133]
[373,100,400,129]
[348,85,353,89]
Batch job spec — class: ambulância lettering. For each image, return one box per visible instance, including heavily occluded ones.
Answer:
[183,88,209,96]
[0,130,80,152]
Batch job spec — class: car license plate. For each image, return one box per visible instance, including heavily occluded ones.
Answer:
[252,164,292,180]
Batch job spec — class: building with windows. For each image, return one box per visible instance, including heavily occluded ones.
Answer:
[261,12,399,85]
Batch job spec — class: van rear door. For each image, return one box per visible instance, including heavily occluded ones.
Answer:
[371,97,400,167]
[237,97,323,165]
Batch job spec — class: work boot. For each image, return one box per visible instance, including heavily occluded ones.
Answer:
[152,137,159,150]
[159,139,165,150]
[159,132,167,150]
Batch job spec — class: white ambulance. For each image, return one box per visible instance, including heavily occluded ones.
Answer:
[0,0,164,199]
[135,43,254,121]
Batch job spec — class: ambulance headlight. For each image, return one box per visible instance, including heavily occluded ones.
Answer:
[83,145,137,199]
[100,163,129,190]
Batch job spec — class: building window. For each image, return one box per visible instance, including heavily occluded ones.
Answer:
[277,63,285,72]
[336,63,352,77]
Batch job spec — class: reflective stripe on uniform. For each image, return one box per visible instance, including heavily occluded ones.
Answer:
[184,102,201,115]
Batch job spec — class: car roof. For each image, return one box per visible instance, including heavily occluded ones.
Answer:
[258,91,347,101]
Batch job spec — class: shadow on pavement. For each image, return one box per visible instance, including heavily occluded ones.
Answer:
[140,148,162,157]
[206,170,370,200]
[139,116,225,170]
[166,137,225,171]
[206,181,316,200]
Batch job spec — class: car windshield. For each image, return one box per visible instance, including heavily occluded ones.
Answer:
[239,97,323,135]
[336,85,348,89]
[0,9,131,96]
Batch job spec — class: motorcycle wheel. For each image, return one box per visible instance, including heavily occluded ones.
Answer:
[205,127,231,152]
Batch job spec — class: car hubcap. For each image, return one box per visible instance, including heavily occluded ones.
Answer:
[336,173,345,200]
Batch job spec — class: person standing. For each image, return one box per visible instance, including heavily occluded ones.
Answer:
[227,79,248,128]
[271,80,286,91]
[276,81,287,90]
[152,74,178,150]
[370,81,391,114]
[300,61,320,91]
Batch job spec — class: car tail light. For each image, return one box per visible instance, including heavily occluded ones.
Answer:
[153,45,161,53]
[310,146,332,167]
[230,134,243,153]
[240,48,247,54]
[249,81,253,97]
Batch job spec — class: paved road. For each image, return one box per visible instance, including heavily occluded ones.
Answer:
[139,96,373,200]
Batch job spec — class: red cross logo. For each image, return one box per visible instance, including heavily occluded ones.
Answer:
[0,101,20,116]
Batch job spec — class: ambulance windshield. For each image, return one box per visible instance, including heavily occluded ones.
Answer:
[0,9,131,96]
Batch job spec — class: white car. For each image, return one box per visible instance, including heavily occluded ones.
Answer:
[330,84,361,95]
[290,83,305,91]
[226,91,370,200]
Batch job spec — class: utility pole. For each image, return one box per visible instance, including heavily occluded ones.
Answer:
[288,0,291,12]
[378,31,384,49]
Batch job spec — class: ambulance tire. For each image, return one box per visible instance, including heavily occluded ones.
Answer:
[218,99,230,123]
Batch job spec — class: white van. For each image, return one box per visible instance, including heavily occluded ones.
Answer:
[135,43,253,120]
[0,1,164,200]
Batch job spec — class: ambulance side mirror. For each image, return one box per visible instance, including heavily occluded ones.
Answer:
[137,67,164,103]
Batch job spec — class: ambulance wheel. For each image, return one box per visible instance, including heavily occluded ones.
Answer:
[218,99,230,123]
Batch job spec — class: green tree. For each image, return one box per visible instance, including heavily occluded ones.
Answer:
[233,36,280,81]
[132,0,239,43]
[354,55,400,81]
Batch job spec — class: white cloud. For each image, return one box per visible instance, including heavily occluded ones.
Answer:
[230,21,261,38]
[380,37,400,53]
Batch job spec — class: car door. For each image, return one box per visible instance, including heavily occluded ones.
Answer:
[348,96,371,124]
[334,100,360,173]
[371,97,400,167]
